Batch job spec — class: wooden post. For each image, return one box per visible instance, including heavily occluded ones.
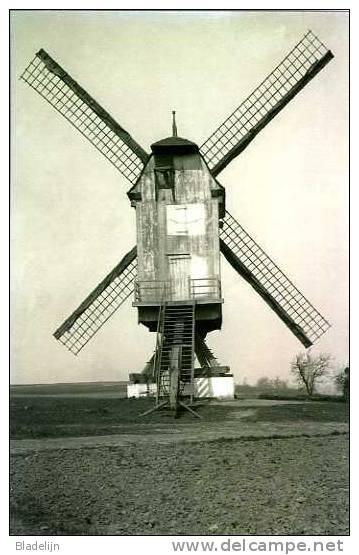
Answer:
[169,346,181,413]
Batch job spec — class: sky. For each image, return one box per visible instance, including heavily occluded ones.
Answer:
[10,9,349,385]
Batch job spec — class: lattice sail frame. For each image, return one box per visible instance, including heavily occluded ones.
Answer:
[54,248,137,355]
[20,31,333,355]
[20,49,148,183]
[220,211,330,347]
[200,31,333,176]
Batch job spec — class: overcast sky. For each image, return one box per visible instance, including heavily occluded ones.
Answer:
[11,10,348,385]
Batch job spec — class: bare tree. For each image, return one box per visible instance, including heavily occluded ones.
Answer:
[291,351,332,397]
[256,377,272,389]
[334,366,349,400]
[273,376,288,390]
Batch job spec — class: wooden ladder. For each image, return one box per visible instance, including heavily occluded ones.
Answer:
[141,301,199,418]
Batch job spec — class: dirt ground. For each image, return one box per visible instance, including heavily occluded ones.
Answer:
[10,397,349,536]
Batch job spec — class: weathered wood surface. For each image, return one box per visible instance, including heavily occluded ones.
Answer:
[133,155,222,302]
[169,346,181,411]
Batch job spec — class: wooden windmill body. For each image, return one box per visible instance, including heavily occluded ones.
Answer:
[20,30,333,415]
[130,130,224,324]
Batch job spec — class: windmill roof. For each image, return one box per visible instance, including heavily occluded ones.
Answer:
[151,136,199,151]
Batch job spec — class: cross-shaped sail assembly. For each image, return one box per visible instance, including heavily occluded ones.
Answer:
[20,30,333,357]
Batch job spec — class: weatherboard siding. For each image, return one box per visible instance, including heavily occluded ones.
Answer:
[135,157,221,301]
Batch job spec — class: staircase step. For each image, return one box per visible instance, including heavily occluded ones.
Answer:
[160,354,192,359]
[161,350,193,353]
[164,331,192,335]
[154,300,195,399]
[161,347,193,351]
[164,324,193,328]
[161,348,193,352]
[165,313,194,317]
[163,328,193,332]
[164,319,193,322]
[163,332,193,335]
[165,308,194,311]
[165,306,194,310]
[164,319,193,323]
[161,349,193,353]
[164,332,193,335]
[163,330,193,334]
[163,337,192,340]
[165,307,194,310]
[162,338,192,342]
[163,326,193,330]
[165,305,194,309]
[161,346,193,351]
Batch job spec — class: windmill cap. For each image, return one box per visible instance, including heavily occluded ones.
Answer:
[150,136,199,153]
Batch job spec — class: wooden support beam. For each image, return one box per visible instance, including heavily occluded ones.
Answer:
[138,400,168,417]
[169,346,181,412]
[179,401,202,419]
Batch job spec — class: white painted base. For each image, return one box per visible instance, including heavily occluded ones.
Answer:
[127,383,157,398]
[127,376,235,400]
[193,376,235,400]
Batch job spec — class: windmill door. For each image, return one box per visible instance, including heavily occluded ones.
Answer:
[168,255,190,301]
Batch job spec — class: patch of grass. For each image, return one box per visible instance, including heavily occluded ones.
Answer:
[257,393,345,402]
[241,402,349,423]
[10,396,236,439]
[10,382,128,396]
[10,395,349,440]
[235,385,301,398]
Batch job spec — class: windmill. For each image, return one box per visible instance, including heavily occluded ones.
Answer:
[20,30,333,416]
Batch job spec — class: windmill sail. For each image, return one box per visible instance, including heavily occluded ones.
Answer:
[54,247,137,355]
[201,31,334,176]
[220,211,330,347]
[20,49,148,183]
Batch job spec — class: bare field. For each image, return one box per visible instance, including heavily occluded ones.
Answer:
[10,395,349,536]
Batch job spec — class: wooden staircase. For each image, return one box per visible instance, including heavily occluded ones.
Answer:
[140,301,201,417]
[156,303,196,403]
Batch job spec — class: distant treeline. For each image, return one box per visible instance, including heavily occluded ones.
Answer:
[235,384,299,398]
[10,382,129,395]
[235,383,342,402]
